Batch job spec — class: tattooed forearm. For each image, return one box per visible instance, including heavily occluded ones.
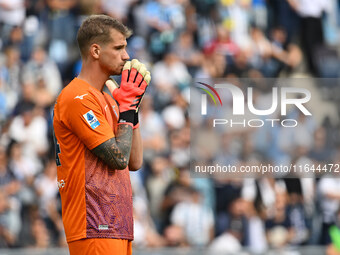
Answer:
[91,124,133,170]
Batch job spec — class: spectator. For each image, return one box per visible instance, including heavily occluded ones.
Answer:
[34,159,62,246]
[30,217,50,248]
[171,31,203,76]
[219,0,252,50]
[152,52,191,94]
[140,95,167,162]
[242,178,276,220]
[22,47,62,98]
[146,156,174,230]
[133,193,166,248]
[204,24,239,58]
[0,189,18,247]
[244,199,268,253]
[216,197,248,245]
[0,46,22,116]
[287,0,331,74]
[265,192,295,248]
[160,169,192,232]
[0,0,26,42]
[225,50,251,77]
[168,188,214,247]
[168,128,190,168]
[0,145,21,247]
[101,0,135,23]
[251,0,267,30]
[8,102,48,172]
[309,126,334,163]
[8,141,37,206]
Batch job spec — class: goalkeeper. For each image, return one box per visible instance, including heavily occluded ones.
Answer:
[53,15,150,255]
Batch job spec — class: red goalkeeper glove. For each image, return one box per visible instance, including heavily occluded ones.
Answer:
[106,59,151,127]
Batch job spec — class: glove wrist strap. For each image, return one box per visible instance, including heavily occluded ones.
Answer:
[118,110,135,126]
[133,112,139,129]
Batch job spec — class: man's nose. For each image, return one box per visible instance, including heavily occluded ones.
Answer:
[122,50,129,61]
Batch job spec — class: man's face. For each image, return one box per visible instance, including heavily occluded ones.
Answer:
[99,29,130,75]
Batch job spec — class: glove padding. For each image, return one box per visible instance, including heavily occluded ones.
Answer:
[106,59,151,126]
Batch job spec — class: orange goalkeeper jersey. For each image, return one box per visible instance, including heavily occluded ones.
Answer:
[53,78,133,243]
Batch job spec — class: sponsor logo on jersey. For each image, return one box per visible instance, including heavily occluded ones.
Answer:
[83,110,100,129]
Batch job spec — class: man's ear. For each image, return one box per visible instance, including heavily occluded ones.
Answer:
[90,44,100,59]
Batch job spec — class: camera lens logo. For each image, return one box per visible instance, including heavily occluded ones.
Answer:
[196,82,222,115]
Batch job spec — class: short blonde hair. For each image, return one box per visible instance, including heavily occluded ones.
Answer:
[77,15,132,58]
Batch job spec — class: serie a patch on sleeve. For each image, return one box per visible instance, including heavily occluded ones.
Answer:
[83,110,100,129]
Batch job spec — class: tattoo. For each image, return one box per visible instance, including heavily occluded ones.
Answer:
[91,124,133,170]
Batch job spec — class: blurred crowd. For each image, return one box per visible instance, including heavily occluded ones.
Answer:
[1,0,340,253]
